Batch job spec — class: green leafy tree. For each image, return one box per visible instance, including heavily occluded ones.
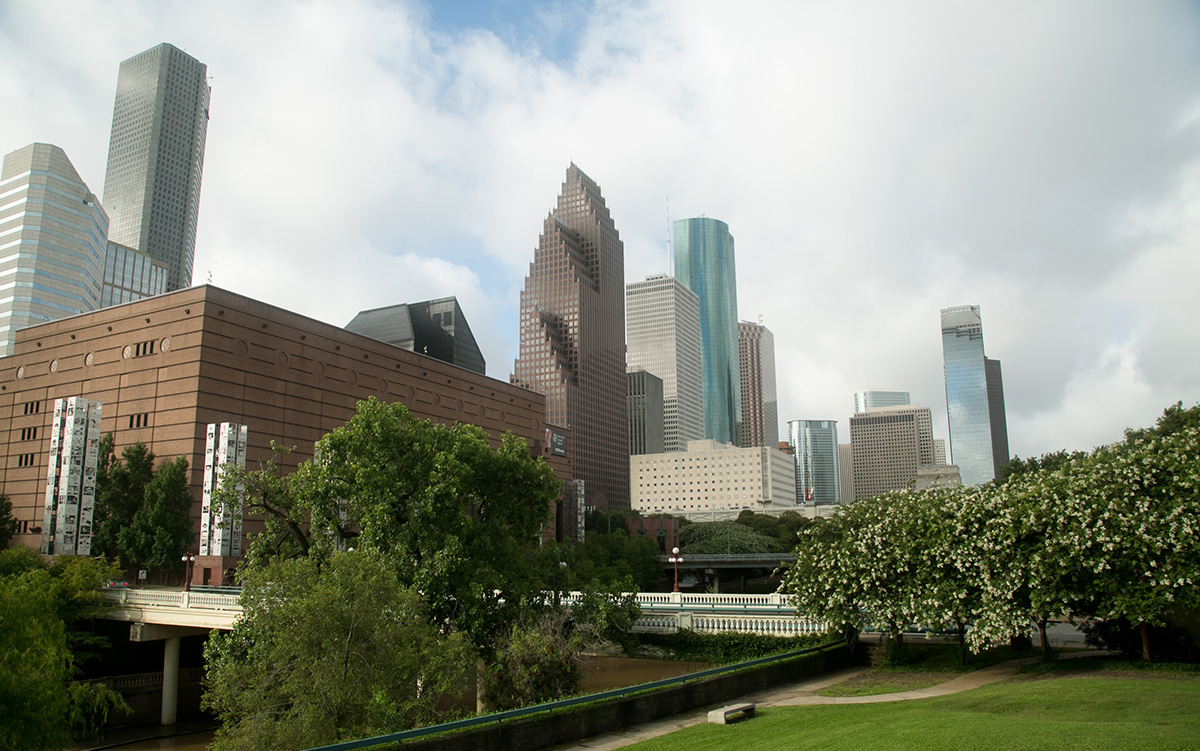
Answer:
[278,398,561,654]
[92,438,155,561]
[0,549,128,750]
[1124,400,1200,443]
[680,521,776,555]
[0,495,16,548]
[203,552,472,751]
[480,610,583,711]
[118,457,194,579]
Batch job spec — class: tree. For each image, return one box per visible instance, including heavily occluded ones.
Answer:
[679,521,776,555]
[0,549,128,750]
[92,438,155,561]
[479,610,583,711]
[204,552,472,751]
[274,398,562,653]
[118,457,194,578]
[0,495,16,548]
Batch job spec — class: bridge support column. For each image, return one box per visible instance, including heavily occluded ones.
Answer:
[130,623,208,726]
[162,636,180,725]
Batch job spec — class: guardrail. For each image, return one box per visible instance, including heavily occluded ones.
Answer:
[299,634,849,751]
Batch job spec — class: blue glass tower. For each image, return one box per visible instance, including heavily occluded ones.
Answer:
[673,217,741,445]
[941,305,1008,485]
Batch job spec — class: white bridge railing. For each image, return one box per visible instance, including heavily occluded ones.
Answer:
[103,589,826,637]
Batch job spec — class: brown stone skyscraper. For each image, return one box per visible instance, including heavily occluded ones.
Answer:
[512,164,628,511]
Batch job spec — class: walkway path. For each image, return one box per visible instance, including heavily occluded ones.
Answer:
[552,657,1041,750]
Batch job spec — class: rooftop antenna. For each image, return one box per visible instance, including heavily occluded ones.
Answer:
[666,196,672,274]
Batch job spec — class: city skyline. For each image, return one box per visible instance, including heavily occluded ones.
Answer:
[2,1,1197,461]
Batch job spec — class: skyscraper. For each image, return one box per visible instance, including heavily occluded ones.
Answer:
[789,419,840,504]
[625,274,702,452]
[738,320,778,448]
[853,390,911,414]
[102,43,209,292]
[0,144,108,356]
[849,405,935,499]
[674,217,740,445]
[512,164,628,510]
[941,305,1009,485]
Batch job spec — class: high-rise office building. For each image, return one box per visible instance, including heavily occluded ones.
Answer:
[788,419,840,504]
[941,305,1009,485]
[838,443,854,503]
[512,164,628,511]
[849,405,935,499]
[102,42,210,292]
[985,357,1010,476]
[627,368,664,456]
[853,390,911,414]
[626,274,702,453]
[0,144,108,357]
[673,217,740,445]
[738,320,778,448]
[346,297,485,375]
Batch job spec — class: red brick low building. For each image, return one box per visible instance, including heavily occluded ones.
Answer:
[0,285,573,579]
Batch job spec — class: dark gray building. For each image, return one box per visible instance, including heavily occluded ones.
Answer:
[345,297,485,375]
[627,368,665,456]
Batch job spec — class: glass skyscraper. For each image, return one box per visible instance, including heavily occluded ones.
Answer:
[512,164,628,511]
[0,144,108,356]
[941,305,1009,485]
[788,419,841,504]
[102,43,209,292]
[673,217,741,445]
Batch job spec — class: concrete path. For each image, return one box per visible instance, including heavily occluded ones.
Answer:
[551,658,1039,750]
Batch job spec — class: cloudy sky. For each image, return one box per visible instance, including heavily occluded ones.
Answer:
[2,0,1198,461]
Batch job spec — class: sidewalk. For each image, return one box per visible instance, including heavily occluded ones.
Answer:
[551,657,1039,750]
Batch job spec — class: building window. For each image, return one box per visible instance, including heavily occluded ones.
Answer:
[22,401,41,415]
[19,427,38,441]
[128,413,150,429]
[17,453,37,468]
[133,340,157,357]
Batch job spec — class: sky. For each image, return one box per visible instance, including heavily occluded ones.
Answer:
[2,0,1198,462]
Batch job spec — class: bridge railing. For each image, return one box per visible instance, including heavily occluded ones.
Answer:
[103,588,243,612]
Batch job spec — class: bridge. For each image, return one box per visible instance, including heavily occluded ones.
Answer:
[656,553,796,570]
[102,586,823,636]
[100,587,827,726]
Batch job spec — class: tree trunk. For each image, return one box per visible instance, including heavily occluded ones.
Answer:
[1038,620,1050,662]
[957,620,967,666]
[1140,621,1152,662]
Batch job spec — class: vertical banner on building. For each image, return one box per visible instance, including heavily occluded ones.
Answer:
[40,400,66,554]
[40,397,102,556]
[77,400,102,555]
[200,422,248,557]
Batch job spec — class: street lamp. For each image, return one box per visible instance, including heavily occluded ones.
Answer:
[669,546,683,593]
[181,555,196,592]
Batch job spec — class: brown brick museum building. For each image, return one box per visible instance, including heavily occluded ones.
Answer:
[0,285,573,578]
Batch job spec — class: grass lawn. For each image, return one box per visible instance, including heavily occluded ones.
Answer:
[818,643,1038,697]
[625,675,1200,751]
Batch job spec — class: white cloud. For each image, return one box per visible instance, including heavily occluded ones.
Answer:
[2,0,1198,458]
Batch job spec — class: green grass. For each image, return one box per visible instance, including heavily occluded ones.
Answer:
[817,643,1039,697]
[625,676,1200,751]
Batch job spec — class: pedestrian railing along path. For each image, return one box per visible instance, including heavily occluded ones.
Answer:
[101,588,826,637]
[299,636,851,751]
